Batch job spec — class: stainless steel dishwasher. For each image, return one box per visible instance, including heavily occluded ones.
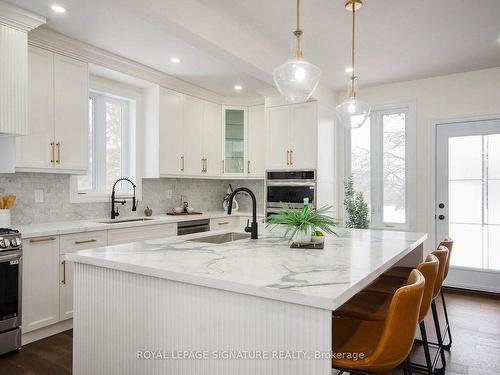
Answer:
[177,219,210,236]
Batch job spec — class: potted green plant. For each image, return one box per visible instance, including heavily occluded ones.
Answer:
[266,204,338,243]
[344,176,369,229]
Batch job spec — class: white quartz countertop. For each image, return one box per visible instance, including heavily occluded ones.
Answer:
[66,227,427,310]
[17,211,261,239]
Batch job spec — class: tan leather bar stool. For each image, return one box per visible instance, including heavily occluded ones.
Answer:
[334,254,439,374]
[332,269,425,375]
[437,237,454,350]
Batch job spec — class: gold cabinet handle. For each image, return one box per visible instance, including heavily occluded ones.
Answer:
[204,158,208,172]
[286,150,290,165]
[56,142,61,164]
[61,260,66,285]
[222,160,225,173]
[74,239,97,245]
[50,142,55,163]
[218,222,229,225]
[247,160,251,174]
[181,156,184,171]
[201,158,204,172]
[290,150,293,165]
[29,237,57,243]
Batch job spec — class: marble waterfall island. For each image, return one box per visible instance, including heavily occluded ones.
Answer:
[66,227,426,375]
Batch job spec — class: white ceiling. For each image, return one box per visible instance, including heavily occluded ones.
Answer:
[7,0,500,97]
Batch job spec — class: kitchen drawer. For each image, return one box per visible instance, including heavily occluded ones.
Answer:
[107,223,176,245]
[60,231,108,254]
[209,216,240,230]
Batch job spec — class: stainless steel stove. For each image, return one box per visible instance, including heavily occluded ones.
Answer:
[0,228,22,355]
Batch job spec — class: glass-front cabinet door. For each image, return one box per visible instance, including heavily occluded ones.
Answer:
[223,106,247,175]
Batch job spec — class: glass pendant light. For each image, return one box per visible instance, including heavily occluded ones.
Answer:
[336,0,370,129]
[273,0,321,104]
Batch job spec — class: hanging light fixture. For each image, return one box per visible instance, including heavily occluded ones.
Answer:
[273,0,321,104]
[336,0,370,129]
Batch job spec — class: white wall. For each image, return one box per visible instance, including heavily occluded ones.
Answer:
[339,67,500,247]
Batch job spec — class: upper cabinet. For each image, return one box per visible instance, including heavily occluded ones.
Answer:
[266,101,317,170]
[0,3,45,135]
[16,46,89,173]
[222,106,246,175]
[202,101,222,176]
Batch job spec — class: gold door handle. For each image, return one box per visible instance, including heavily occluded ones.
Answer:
[29,237,57,243]
[56,142,61,164]
[61,260,66,285]
[286,150,290,165]
[247,160,251,174]
[74,239,97,245]
[181,156,184,171]
[290,150,293,165]
[50,142,55,163]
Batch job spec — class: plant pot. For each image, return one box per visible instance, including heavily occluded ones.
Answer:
[0,209,11,228]
[311,235,325,244]
[294,227,312,244]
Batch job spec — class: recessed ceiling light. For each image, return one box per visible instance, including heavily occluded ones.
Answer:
[344,67,354,73]
[51,4,66,13]
[170,57,181,63]
[234,85,243,91]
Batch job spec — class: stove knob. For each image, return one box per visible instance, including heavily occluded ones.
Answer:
[15,237,21,246]
[0,238,6,248]
[10,238,20,247]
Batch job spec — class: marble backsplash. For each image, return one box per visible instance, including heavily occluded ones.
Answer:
[0,173,264,225]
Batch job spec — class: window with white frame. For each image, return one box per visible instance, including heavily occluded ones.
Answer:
[77,90,136,196]
[346,106,415,229]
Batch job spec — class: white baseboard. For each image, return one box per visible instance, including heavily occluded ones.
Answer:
[22,319,73,345]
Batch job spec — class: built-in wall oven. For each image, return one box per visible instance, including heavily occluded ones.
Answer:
[265,170,316,219]
[0,228,22,355]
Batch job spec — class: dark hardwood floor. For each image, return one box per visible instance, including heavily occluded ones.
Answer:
[0,290,498,375]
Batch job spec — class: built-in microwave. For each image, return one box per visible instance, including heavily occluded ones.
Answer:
[265,170,316,219]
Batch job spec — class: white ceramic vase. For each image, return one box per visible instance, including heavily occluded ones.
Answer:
[294,226,312,244]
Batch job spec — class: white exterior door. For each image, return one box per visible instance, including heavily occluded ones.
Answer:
[202,101,222,177]
[290,103,317,169]
[266,106,290,170]
[247,105,266,177]
[182,95,203,175]
[159,89,184,175]
[436,118,500,292]
[53,54,89,172]
[16,46,54,170]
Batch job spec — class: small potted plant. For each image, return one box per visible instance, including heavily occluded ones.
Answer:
[266,204,338,244]
[311,230,325,243]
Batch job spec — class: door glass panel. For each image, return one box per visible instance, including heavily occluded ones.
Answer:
[449,223,483,269]
[487,134,500,178]
[487,226,500,271]
[449,180,482,224]
[487,180,500,225]
[383,113,406,223]
[225,109,245,173]
[448,136,482,179]
[350,117,371,209]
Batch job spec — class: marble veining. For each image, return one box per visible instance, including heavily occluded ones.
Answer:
[67,227,427,310]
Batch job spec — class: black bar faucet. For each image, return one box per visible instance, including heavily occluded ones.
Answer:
[111,178,137,219]
[227,187,258,239]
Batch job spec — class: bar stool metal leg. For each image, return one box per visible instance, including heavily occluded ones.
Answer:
[431,300,447,374]
[440,289,453,350]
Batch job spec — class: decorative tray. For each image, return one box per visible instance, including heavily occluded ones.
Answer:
[167,211,203,216]
[290,241,324,249]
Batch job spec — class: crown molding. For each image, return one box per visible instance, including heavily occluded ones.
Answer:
[0,1,45,32]
[28,27,225,104]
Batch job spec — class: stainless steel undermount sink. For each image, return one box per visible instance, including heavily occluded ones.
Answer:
[95,218,156,224]
[188,232,250,244]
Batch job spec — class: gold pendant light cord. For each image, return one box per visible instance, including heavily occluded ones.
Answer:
[294,0,303,60]
[351,2,357,98]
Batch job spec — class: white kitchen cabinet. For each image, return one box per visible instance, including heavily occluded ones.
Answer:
[22,235,60,333]
[182,95,204,176]
[16,46,89,173]
[202,101,222,176]
[53,54,89,171]
[247,105,266,177]
[16,46,54,170]
[266,101,317,170]
[107,223,177,245]
[209,216,241,230]
[222,106,247,176]
[158,88,184,175]
[59,231,108,321]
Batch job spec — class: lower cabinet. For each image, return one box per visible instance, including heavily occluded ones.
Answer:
[22,236,60,333]
[107,223,176,245]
